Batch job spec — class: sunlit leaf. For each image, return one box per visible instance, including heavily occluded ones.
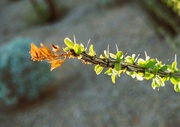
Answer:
[116,51,123,62]
[110,53,116,59]
[94,65,103,75]
[172,61,178,71]
[137,58,146,67]
[152,79,157,90]
[170,75,179,85]
[155,76,165,87]
[74,44,82,55]
[105,68,112,75]
[89,45,96,56]
[117,70,122,77]
[145,71,154,80]
[136,72,144,81]
[63,47,70,51]
[174,84,180,92]
[124,56,134,64]
[99,54,104,59]
[111,74,116,83]
[126,71,136,78]
[64,38,74,49]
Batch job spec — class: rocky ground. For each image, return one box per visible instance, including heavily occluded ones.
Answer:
[0,0,180,127]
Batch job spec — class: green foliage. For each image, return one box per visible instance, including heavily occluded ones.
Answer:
[0,37,50,105]
[94,65,104,75]
[162,0,180,15]
[88,45,96,56]
[62,38,180,92]
[64,37,74,49]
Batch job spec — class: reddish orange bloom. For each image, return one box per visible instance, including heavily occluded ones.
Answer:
[39,43,53,58]
[30,43,69,71]
[30,43,44,61]
[49,59,65,71]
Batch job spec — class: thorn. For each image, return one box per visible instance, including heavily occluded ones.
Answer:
[145,51,147,57]
[85,39,91,51]
[175,54,177,62]
[73,34,76,44]
[135,54,140,62]
[124,53,128,57]
[115,44,119,52]
[107,44,109,55]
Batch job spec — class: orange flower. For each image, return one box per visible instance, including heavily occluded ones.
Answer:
[39,43,53,57]
[30,43,70,70]
[30,43,44,61]
[49,59,65,71]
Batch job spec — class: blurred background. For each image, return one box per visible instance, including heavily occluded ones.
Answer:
[0,0,180,127]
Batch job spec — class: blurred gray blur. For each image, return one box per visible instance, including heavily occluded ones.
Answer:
[0,0,180,127]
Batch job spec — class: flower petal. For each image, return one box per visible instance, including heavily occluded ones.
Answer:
[30,43,43,61]
[39,43,52,57]
[49,59,65,71]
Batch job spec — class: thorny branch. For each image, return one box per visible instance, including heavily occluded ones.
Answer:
[70,50,180,79]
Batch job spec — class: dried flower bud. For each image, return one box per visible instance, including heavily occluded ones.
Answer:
[51,44,60,52]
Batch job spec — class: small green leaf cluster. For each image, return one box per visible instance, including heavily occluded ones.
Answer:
[64,37,180,92]
[103,51,124,83]
[126,53,180,92]
[64,38,85,55]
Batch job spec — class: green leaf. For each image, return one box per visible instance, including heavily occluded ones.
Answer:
[105,68,112,75]
[88,45,96,56]
[74,44,82,55]
[94,65,103,75]
[114,62,121,71]
[152,79,158,90]
[117,70,122,77]
[94,64,99,71]
[145,71,154,80]
[170,75,179,85]
[110,53,116,59]
[111,74,116,83]
[116,51,123,62]
[155,76,165,87]
[160,65,168,71]
[124,56,134,64]
[152,66,159,74]
[63,47,70,51]
[145,59,156,68]
[174,84,180,92]
[171,61,178,71]
[104,50,109,59]
[64,38,74,49]
[99,54,104,59]
[136,72,144,81]
[137,58,146,67]
[126,71,136,78]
